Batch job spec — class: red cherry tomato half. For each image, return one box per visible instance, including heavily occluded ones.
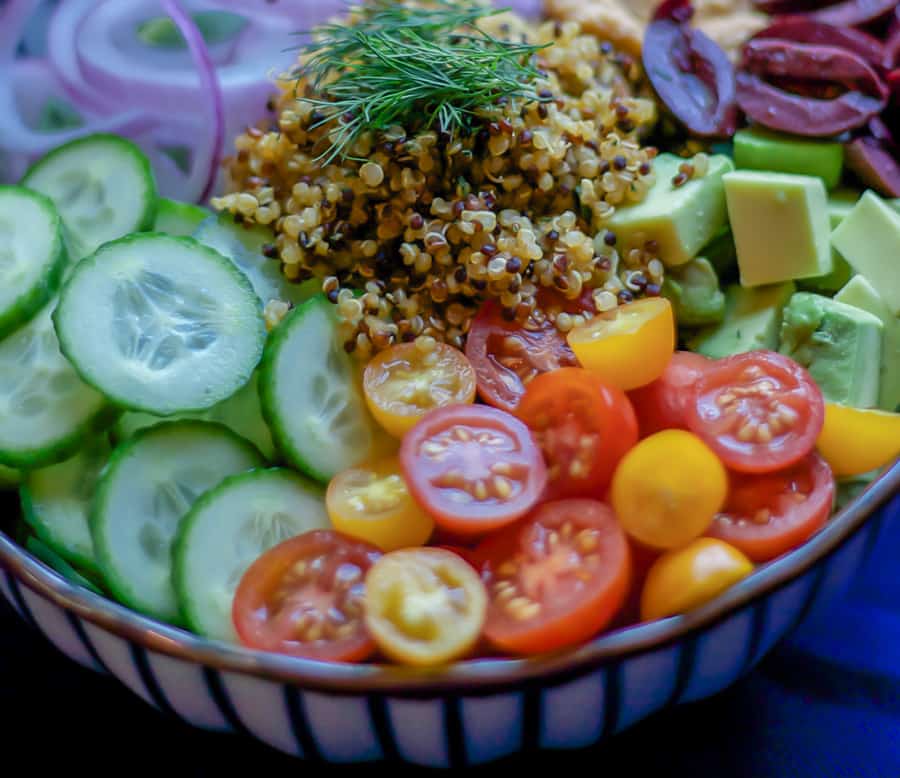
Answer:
[476,500,631,655]
[708,453,836,562]
[400,404,547,536]
[464,290,594,414]
[686,351,824,474]
[516,367,638,499]
[628,351,711,437]
[233,530,382,662]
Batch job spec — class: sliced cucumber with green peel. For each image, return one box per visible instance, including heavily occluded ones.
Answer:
[54,233,266,416]
[0,186,68,340]
[26,536,105,596]
[260,295,386,482]
[22,134,157,260]
[0,303,114,469]
[113,372,277,461]
[194,212,319,307]
[173,468,329,641]
[0,465,21,489]
[20,436,111,574]
[91,420,265,624]
[153,198,209,237]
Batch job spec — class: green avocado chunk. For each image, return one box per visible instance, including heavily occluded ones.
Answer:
[734,127,843,190]
[779,292,883,408]
[835,275,900,412]
[797,189,859,294]
[153,198,210,237]
[725,170,833,288]
[605,153,733,267]
[688,282,795,359]
[832,191,900,316]
[662,257,726,327]
[700,227,738,282]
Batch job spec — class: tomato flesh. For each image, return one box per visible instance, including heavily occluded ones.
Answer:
[400,404,547,535]
[364,548,488,666]
[686,350,825,473]
[476,500,631,655]
[465,299,581,413]
[364,342,477,437]
[233,531,382,662]
[629,351,711,437]
[516,367,638,499]
[708,453,836,562]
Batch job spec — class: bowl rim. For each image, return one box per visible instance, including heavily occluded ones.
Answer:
[1,459,898,697]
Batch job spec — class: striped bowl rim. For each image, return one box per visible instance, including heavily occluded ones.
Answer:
[1,459,898,696]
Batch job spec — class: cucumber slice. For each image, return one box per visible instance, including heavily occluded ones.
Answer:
[173,468,330,641]
[54,233,266,416]
[22,134,157,260]
[26,536,105,595]
[260,296,389,482]
[91,420,264,624]
[153,198,209,237]
[0,186,68,340]
[194,212,319,307]
[0,465,21,489]
[113,372,277,461]
[20,436,111,574]
[0,303,115,469]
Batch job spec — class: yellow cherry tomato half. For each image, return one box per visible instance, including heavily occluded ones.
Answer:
[567,297,676,391]
[641,538,754,621]
[363,341,477,438]
[611,429,728,550]
[326,456,435,552]
[364,548,488,666]
[816,403,900,478]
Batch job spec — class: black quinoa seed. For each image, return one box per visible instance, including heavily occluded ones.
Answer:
[639,162,652,175]
[327,289,339,304]
[506,256,522,273]
[410,213,424,230]
[604,231,617,246]
[613,155,627,171]
[617,290,634,304]
[262,243,279,259]
[548,230,560,241]
[482,243,498,257]
[646,283,662,297]
[454,267,468,282]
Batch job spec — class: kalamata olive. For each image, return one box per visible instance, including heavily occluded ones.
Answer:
[809,0,899,28]
[737,39,889,136]
[885,7,900,70]
[868,116,897,149]
[752,18,885,67]
[845,136,900,196]
[643,0,738,138]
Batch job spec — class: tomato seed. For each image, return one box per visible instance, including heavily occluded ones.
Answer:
[576,530,600,553]
[493,476,513,499]
[498,561,519,577]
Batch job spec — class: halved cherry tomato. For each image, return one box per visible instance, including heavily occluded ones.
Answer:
[567,298,676,391]
[464,300,580,414]
[326,456,434,552]
[233,530,381,662]
[611,430,728,550]
[516,367,638,499]
[363,341,477,437]
[816,403,900,477]
[399,404,547,535]
[686,350,825,474]
[475,500,631,655]
[364,548,487,666]
[628,351,712,437]
[641,538,754,622]
[708,453,836,562]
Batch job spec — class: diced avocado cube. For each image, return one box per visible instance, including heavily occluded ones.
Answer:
[662,258,726,327]
[890,199,900,214]
[724,171,833,288]
[829,189,862,229]
[688,282,795,359]
[779,292,883,408]
[832,191,900,316]
[797,189,860,293]
[836,275,900,412]
[734,127,844,190]
[701,227,738,282]
[153,198,209,237]
[605,153,733,267]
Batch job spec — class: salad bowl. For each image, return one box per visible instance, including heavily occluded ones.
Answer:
[1,465,897,766]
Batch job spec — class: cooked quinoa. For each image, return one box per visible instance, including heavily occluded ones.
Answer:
[215,10,667,357]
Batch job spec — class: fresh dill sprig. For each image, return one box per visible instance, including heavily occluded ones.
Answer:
[292,0,551,163]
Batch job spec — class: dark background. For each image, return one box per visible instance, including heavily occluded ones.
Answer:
[3,558,899,777]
